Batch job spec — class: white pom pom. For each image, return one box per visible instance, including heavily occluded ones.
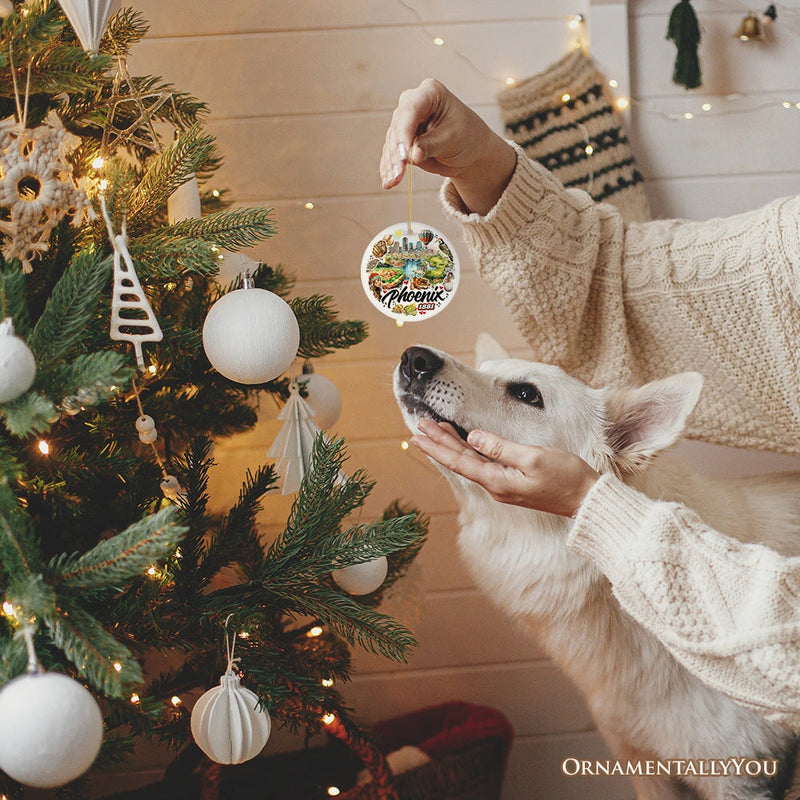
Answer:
[0,671,103,788]
[332,556,388,596]
[0,318,36,403]
[191,671,271,764]
[299,372,342,429]
[202,287,299,384]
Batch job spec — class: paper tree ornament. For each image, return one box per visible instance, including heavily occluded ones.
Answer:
[267,379,323,495]
[0,670,103,788]
[167,173,202,224]
[0,112,94,272]
[101,196,163,370]
[58,0,121,52]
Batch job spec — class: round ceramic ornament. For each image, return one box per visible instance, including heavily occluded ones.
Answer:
[0,671,103,788]
[361,223,458,321]
[332,555,388,596]
[202,275,300,384]
[0,317,36,403]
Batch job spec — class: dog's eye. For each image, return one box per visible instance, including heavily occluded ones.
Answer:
[507,382,544,408]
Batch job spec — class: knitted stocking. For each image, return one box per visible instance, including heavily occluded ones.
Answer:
[498,49,652,223]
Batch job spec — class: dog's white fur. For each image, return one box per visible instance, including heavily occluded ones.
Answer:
[394,336,800,800]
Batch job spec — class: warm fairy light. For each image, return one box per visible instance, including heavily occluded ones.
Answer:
[130,693,140,704]
[396,319,404,327]
[504,76,516,86]
[783,101,793,109]
[146,566,158,576]
[584,144,594,156]
[238,631,250,640]
[327,788,341,797]
[307,625,323,638]
[171,695,182,706]
[400,440,409,450]
[2,601,15,617]
[561,92,571,103]
[608,79,619,89]
[147,364,157,375]
[432,36,444,46]
[304,201,315,209]
[702,103,712,112]
[321,678,334,688]
[615,97,630,111]
[99,179,108,191]
[210,244,220,253]
[568,14,584,30]
[212,189,221,198]
[684,112,694,120]
[38,440,50,455]
[113,662,123,673]
[92,156,105,170]
[321,712,336,725]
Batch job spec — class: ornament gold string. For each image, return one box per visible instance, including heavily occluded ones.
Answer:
[130,376,169,481]
[406,142,414,235]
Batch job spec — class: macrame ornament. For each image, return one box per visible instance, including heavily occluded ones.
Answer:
[497,49,651,223]
[0,112,94,272]
[191,619,271,765]
[100,195,163,371]
[667,0,702,90]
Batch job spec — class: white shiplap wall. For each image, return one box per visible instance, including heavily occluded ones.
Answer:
[117,2,800,799]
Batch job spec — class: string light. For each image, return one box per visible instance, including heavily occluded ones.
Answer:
[561,92,572,103]
[327,788,341,797]
[304,201,315,210]
[400,440,409,450]
[432,36,444,46]
[147,364,157,375]
[307,625,323,638]
[321,678,334,687]
[395,319,404,327]
[37,439,50,455]
[130,693,140,704]
[2,601,15,617]
[211,189,221,198]
[321,712,336,725]
[146,565,158,576]
[99,178,108,192]
[238,631,250,640]
[91,156,105,170]
[113,662,123,673]
[505,76,516,86]
[171,695,182,707]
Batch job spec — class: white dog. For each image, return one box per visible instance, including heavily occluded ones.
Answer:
[393,336,799,800]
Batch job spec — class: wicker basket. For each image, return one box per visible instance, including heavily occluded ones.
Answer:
[335,701,514,800]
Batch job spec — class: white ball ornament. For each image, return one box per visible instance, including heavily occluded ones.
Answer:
[299,372,342,429]
[202,278,300,385]
[0,317,36,403]
[0,671,103,788]
[191,669,271,764]
[332,555,388,596]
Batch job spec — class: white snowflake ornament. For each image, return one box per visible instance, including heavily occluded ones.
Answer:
[0,112,94,272]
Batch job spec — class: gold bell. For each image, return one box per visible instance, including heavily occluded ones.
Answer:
[734,12,765,41]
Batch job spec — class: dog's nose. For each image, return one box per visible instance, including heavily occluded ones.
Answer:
[400,346,444,385]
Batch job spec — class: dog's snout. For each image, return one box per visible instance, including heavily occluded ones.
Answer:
[400,346,444,386]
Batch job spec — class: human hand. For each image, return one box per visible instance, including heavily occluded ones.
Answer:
[411,419,600,518]
[379,78,517,215]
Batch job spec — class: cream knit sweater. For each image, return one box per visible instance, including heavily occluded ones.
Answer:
[440,144,800,729]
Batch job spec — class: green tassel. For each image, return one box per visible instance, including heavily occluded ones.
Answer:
[666,0,702,90]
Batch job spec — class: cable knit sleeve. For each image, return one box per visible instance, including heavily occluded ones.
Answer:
[567,473,800,729]
[439,142,637,386]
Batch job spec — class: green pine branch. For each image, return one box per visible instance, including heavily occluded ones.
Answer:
[0,262,30,335]
[291,295,368,358]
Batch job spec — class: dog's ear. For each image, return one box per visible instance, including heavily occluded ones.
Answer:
[605,372,703,474]
[475,333,509,368]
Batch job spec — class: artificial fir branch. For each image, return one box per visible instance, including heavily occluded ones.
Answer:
[165,206,277,253]
[0,262,30,334]
[291,295,369,359]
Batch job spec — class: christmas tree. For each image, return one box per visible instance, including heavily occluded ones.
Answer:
[0,2,426,796]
